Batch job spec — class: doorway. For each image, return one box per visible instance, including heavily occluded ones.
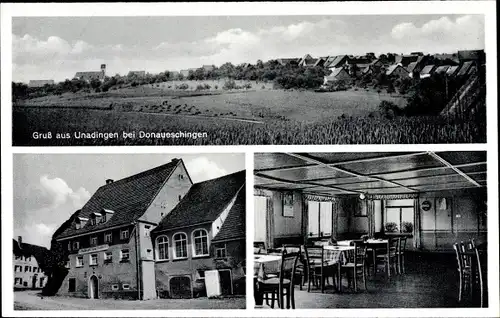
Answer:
[88,275,99,299]
[219,269,233,295]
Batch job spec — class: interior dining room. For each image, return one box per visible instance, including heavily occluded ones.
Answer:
[253,151,488,309]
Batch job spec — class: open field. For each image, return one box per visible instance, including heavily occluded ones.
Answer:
[13,107,485,145]
[14,290,245,310]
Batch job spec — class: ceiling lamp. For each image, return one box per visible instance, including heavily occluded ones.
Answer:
[359,193,366,200]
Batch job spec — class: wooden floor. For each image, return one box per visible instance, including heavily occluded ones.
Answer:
[257,252,487,309]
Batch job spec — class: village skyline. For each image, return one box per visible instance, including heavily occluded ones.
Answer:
[12,14,484,83]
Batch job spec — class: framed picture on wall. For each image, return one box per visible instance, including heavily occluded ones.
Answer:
[283,193,294,217]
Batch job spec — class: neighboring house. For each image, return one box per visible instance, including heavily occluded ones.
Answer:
[180,68,198,77]
[419,65,436,79]
[127,71,146,78]
[434,65,451,75]
[323,55,349,69]
[385,65,410,78]
[276,58,299,66]
[395,54,419,67]
[74,64,106,82]
[151,171,246,299]
[28,80,55,88]
[446,65,460,77]
[298,54,322,67]
[53,158,193,300]
[456,61,476,77]
[324,67,351,84]
[362,59,384,76]
[202,65,215,72]
[13,236,49,290]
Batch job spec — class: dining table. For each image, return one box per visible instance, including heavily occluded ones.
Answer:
[253,254,282,306]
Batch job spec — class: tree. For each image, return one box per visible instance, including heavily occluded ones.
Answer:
[90,78,101,90]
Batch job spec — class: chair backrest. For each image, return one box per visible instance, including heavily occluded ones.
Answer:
[304,245,324,268]
[398,237,407,254]
[453,243,464,272]
[283,245,302,254]
[350,242,368,266]
[279,249,299,288]
[254,241,266,249]
[459,241,471,266]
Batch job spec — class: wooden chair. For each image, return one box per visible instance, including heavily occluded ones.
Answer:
[340,242,368,292]
[303,245,336,293]
[375,238,398,278]
[283,245,305,290]
[396,237,407,274]
[453,242,471,303]
[259,249,299,309]
[469,239,485,307]
[254,241,267,254]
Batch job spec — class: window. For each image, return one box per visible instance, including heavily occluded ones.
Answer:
[122,284,130,290]
[76,256,84,267]
[192,229,209,257]
[65,260,70,268]
[73,241,80,250]
[33,267,38,272]
[90,218,96,226]
[101,215,107,223]
[14,265,22,272]
[173,232,188,259]
[197,270,205,279]
[15,278,23,285]
[120,249,130,261]
[120,229,129,240]
[68,242,71,251]
[76,222,81,230]
[15,255,22,260]
[39,277,44,286]
[104,252,113,263]
[68,278,76,292]
[156,236,169,260]
[104,232,112,244]
[90,236,98,246]
[25,256,32,262]
[307,201,333,238]
[178,174,184,180]
[111,284,119,291]
[215,245,227,258]
[90,254,98,266]
[384,199,415,233]
[25,266,30,272]
[144,225,151,237]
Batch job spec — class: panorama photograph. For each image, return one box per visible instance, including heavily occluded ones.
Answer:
[12,15,486,146]
[13,154,246,309]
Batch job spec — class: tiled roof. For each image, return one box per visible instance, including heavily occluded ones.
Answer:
[420,65,435,75]
[446,65,460,76]
[457,61,474,76]
[54,160,181,239]
[153,170,246,232]
[434,65,450,74]
[406,62,418,72]
[212,188,246,242]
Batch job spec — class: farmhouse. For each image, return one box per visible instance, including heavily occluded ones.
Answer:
[74,64,106,82]
[28,80,54,87]
[54,159,193,300]
[152,170,246,298]
[395,54,419,67]
[128,71,146,77]
[446,65,460,77]
[324,67,351,84]
[434,65,451,75]
[323,55,349,68]
[419,65,436,79]
[52,159,246,300]
[13,236,49,290]
[385,65,410,78]
[456,61,476,77]
[276,58,299,66]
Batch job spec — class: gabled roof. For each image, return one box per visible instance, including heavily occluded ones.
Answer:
[446,65,460,76]
[420,65,436,75]
[406,62,418,73]
[212,188,246,243]
[395,55,419,67]
[324,55,348,68]
[13,239,52,273]
[153,170,246,232]
[457,61,474,76]
[386,65,409,76]
[54,159,182,240]
[434,65,450,75]
[329,67,348,77]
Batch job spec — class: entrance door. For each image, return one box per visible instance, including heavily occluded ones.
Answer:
[89,275,99,299]
[219,270,233,295]
[170,276,192,299]
[32,275,38,289]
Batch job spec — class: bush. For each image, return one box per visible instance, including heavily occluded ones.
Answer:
[379,100,401,119]
[176,83,189,90]
[385,222,398,233]
[402,222,414,233]
[223,79,237,90]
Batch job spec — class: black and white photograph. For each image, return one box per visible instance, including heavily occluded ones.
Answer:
[11,14,486,146]
[12,154,246,310]
[253,152,488,308]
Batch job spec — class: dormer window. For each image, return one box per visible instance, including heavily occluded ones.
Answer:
[90,212,102,225]
[101,209,114,224]
[76,217,88,230]
[178,174,184,180]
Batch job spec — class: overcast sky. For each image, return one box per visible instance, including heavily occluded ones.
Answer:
[12,15,484,83]
[13,153,245,248]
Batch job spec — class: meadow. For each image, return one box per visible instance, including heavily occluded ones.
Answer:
[13,107,485,146]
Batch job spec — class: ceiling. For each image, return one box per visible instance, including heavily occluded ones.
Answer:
[254,152,487,196]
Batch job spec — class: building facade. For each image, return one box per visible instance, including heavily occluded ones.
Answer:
[13,237,49,290]
[52,159,246,300]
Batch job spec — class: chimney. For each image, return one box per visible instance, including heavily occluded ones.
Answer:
[171,158,179,162]
[106,179,114,185]
[18,236,22,247]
